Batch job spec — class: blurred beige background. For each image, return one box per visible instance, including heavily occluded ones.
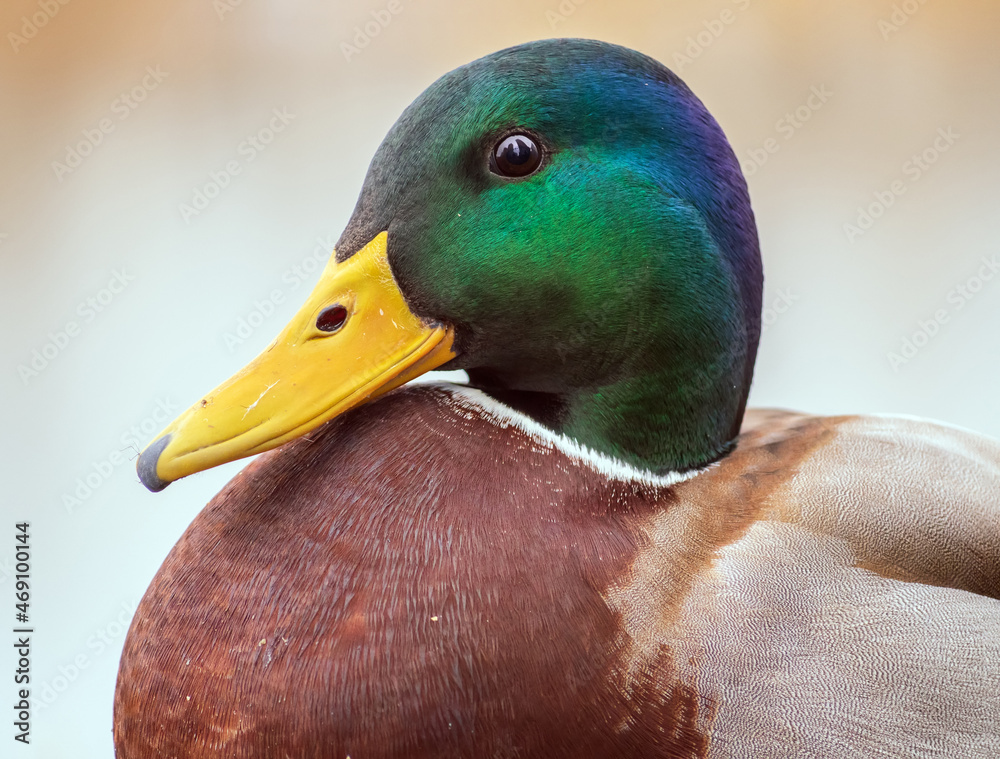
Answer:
[2,0,998,756]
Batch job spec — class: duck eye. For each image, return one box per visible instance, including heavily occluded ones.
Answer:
[490,134,542,178]
[316,304,348,333]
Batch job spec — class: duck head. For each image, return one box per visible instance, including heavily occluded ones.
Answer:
[138,38,762,492]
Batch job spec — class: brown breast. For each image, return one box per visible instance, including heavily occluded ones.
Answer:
[114,385,725,758]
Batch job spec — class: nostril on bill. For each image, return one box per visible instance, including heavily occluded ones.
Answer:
[316,304,348,333]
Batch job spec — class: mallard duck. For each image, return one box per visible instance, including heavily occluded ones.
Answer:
[115,39,1000,758]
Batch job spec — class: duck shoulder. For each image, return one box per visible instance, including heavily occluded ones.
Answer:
[608,407,1000,757]
[736,408,1000,597]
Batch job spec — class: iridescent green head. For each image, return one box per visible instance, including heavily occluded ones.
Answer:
[137,38,762,492]
[338,38,762,474]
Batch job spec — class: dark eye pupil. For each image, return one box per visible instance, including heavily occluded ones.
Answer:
[316,304,348,333]
[492,134,541,178]
[503,138,532,164]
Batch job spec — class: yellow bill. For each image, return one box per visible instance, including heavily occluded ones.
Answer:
[137,232,456,491]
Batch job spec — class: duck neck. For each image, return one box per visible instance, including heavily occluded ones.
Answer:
[469,358,744,475]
